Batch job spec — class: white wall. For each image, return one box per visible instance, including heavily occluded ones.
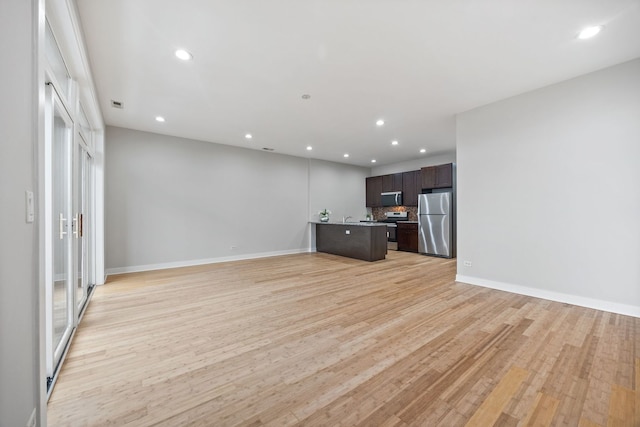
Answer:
[371,151,456,176]
[309,159,369,222]
[456,58,640,317]
[0,0,41,426]
[105,126,370,273]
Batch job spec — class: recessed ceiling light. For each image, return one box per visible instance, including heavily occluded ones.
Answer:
[175,49,193,60]
[391,140,399,145]
[420,148,426,153]
[376,119,384,126]
[371,159,377,163]
[343,153,349,158]
[245,133,252,139]
[578,26,603,40]
[155,116,165,122]
[306,146,313,151]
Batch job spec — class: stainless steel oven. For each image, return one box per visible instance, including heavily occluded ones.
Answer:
[386,223,397,242]
[381,212,408,247]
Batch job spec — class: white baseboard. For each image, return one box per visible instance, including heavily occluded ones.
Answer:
[106,248,312,277]
[455,274,640,318]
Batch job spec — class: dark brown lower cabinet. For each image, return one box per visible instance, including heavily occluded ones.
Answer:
[315,223,388,261]
[397,222,419,253]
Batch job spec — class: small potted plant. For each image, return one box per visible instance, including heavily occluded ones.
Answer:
[319,209,331,222]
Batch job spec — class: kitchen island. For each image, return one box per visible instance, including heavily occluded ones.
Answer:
[312,222,388,262]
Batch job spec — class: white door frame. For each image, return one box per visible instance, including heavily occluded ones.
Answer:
[44,83,75,380]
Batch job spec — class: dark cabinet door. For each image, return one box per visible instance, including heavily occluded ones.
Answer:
[421,163,453,189]
[382,173,403,192]
[421,166,436,189]
[366,176,382,207]
[397,223,419,253]
[435,163,453,188]
[392,173,403,191]
[382,174,393,192]
[402,170,420,206]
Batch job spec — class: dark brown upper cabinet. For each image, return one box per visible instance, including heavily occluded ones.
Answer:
[421,163,453,189]
[382,173,403,192]
[402,170,420,206]
[365,176,383,207]
[435,163,453,188]
[368,163,454,207]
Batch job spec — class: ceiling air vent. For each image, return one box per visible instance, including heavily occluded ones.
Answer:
[262,147,275,152]
[111,100,124,109]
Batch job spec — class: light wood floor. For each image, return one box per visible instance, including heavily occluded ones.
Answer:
[48,251,638,426]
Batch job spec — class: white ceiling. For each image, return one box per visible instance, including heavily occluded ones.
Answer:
[76,0,640,167]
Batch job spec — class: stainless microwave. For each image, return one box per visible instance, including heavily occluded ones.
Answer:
[381,191,402,206]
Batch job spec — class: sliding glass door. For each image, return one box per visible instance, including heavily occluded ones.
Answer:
[46,87,74,382]
[75,137,93,313]
[44,84,96,390]
[43,16,99,396]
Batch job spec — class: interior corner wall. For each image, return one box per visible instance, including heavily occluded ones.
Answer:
[0,0,40,426]
[456,58,640,316]
[104,127,369,274]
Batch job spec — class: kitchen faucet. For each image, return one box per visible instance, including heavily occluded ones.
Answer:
[342,216,353,223]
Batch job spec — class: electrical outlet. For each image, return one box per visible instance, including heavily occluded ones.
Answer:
[463,261,472,267]
[345,230,350,235]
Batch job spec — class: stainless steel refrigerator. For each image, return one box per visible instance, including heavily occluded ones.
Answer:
[418,192,453,258]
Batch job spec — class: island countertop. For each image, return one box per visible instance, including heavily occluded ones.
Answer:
[309,221,387,227]
[312,222,387,261]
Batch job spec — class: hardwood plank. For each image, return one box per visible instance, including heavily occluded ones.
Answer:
[580,418,603,427]
[607,384,635,427]
[636,358,640,427]
[521,392,560,427]
[47,251,640,426]
[493,412,519,427]
[464,366,528,427]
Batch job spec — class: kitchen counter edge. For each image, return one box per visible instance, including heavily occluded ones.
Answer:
[309,221,387,227]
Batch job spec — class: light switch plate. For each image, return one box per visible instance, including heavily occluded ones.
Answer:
[25,191,34,223]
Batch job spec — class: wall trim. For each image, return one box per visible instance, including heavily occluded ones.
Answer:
[105,248,312,277]
[456,274,640,318]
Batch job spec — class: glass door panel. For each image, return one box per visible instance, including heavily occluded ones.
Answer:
[46,87,74,382]
[74,143,84,310]
[84,150,94,298]
[53,111,71,351]
[45,21,71,102]
[75,139,93,312]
